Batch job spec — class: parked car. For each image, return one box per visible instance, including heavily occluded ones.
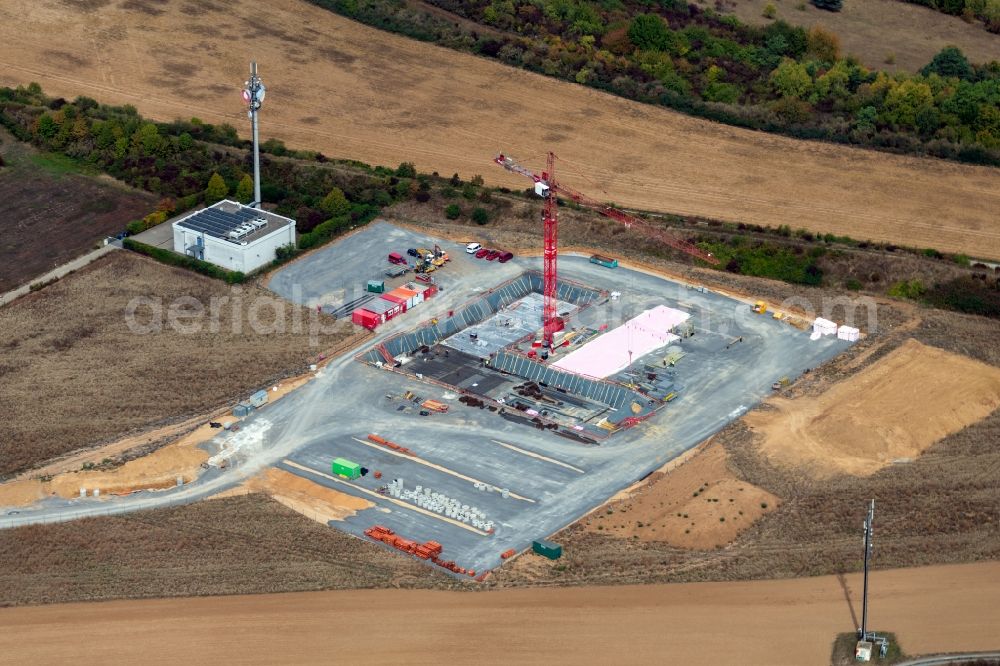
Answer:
[498,251,514,263]
[406,248,419,257]
[486,249,501,261]
[466,242,482,254]
[475,248,490,259]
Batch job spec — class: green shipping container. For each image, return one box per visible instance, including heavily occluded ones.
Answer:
[589,255,618,269]
[367,280,385,294]
[332,457,361,480]
[532,539,562,560]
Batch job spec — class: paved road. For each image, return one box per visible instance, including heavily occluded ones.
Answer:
[0,241,118,307]
[896,653,1000,665]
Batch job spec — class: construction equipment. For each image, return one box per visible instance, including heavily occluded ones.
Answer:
[433,244,449,262]
[752,300,767,314]
[772,377,790,390]
[494,152,719,346]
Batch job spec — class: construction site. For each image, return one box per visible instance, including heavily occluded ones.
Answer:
[253,194,854,574]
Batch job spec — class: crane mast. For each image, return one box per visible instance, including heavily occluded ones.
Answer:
[493,151,716,348]
[541,152,560,346]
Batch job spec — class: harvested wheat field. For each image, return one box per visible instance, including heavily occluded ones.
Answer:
[723,0,1000,73]
[0,251,349,478]
[2,561,999,665]
[746,339,1000,476]
[582,442,779,549]
[1,1,999,257]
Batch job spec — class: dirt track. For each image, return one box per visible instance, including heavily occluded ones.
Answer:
[2,562,997,665]
[1,0,998,257]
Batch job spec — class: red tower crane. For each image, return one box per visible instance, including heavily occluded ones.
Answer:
[493,151,718,347]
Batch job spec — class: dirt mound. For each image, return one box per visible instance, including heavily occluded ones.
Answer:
[746,339,1000,476]
[582,443,778,549]
[215,468,373,523]
[1,0,998,257]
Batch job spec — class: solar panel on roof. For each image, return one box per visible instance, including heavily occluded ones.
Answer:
[176,205,281,242]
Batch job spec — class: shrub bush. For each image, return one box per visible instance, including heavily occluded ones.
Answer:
[123,238,245,283]
[445,204,461,220]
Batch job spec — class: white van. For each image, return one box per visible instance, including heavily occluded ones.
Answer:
[466,242,482,254]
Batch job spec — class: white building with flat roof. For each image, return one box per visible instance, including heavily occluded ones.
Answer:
[172,200,295,274]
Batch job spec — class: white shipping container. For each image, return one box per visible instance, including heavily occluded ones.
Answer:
[837,325,860,341]
[813,317,838,336]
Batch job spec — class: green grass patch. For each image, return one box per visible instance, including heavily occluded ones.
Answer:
[28,152,93,177]
[701,238,823,286]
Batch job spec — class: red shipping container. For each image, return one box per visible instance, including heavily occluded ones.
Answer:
[423,284,438,299]
[352,308,380,329]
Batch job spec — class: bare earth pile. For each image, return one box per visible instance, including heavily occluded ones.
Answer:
[1,0,998,256]
[215,468,374,523]
[580,443,779,549]
[746,339,1000,476]
[0,252,350,477]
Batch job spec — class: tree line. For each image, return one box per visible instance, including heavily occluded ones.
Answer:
[0,83,424,251]
[308,0,1000,166]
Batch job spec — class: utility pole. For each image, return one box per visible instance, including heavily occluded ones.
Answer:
[860,498,875,640]
[242,61,266,208]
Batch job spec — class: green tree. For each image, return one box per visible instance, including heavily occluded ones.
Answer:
[628,14,670,51]
[320,187,350,215]
[854,106,878,134]
[134,122,165,156]
[445,204,461,220]
[35,113,57,139]
[811,0,843,10]
[472,207,489,225]
[921,46,974,81]
[770,58,813,99]
[235,174,254,203]
[205,172,228,201]
[396,162,417,178]
[881,79,934,129]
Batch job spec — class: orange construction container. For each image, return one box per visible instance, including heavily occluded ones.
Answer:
[421,400,449,413]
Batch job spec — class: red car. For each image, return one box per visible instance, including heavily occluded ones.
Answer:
[497,251,514,263]
[475,248,490,259]
[486,249,501,261]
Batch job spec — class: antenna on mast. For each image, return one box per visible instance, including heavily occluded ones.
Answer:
[242,61,266,209]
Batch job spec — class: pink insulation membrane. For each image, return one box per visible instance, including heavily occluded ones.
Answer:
[551,305,690,378]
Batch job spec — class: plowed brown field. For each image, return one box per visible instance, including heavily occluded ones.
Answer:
[2,562,998,665]
[1,0,998,257]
